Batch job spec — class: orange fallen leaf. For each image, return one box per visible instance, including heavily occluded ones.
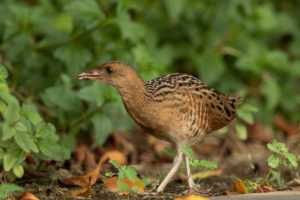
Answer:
[15,192,39,200]
[103,176,145,194]
[291,186,300,191]
[174,194,209,200]
[60,150,127,187]
[101,150,127,166]
[233,180,248,194]
[65,177,92,198]
[253,182,276,193]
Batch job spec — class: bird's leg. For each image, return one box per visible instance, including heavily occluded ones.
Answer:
[156,149,183,193]
[184,154,196,191]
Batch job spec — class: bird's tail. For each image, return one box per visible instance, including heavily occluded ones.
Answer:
[227,95,243,106]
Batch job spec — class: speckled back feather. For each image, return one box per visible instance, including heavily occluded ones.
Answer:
[144,73,242,141]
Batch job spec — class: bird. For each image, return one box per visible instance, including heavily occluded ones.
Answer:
[78,61,242,193]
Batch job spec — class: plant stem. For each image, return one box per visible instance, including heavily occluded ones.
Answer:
[264,168,273,183]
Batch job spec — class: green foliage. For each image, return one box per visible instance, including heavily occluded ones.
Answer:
[0,0,299,154]
[0,65,70,181]
[244,140,298,191]
[162,147,176,158]
[263,140,298,185]
[181,146,218,169]
[267,140,298,169]
[0,183,22,199]
[106,160,150,194]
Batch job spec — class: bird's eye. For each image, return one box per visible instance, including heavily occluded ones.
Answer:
[106,67,113,74]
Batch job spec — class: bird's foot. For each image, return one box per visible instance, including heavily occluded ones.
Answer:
[183,182,201,194]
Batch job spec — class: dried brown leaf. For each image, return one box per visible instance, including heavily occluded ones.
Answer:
[84,149,97,173]
[25,154,36,167]
[75,144,88,164]
[253,182,276,193]
[60,150,127,187]
[275,115,300,136]
[247,121,273,143]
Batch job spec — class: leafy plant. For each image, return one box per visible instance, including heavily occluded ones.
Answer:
[243,140,298,191]
[181,146,218,169]
[264,140,298,184]
[0,183,21,199]
[105,160,150,194]
[0,65,70,181]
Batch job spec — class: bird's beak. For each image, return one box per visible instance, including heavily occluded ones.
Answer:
[78,68,102,80]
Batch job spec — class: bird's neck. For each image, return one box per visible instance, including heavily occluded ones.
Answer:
[115,75,147,111]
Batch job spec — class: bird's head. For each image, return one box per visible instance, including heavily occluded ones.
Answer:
[78,61,142,88]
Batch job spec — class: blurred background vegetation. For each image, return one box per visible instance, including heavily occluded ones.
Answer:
[0,0,300,182]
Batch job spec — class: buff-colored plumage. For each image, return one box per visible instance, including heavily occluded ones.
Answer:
[78,61,242,193]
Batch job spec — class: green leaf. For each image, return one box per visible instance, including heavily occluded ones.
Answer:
[181,146,195,160]
[132,44,152,65]
[77,82,104,106]
[0,91,19,105]
[139,178,150,186]
[3,154,17,171]
[109,160,121,169]
[236,104,258,124]
[198,159,218,169]
[38,140,70,161]
[54,43,92,75]
[268,155,279,168]
[283,152,298,169]
[235,124,247,140]
[114,3,147,42]
[2,122,16,140]
[4,103,20,123]
[267,142,277,153]
[65,0,104,28]
[41,86,82,112]
[14,131,38,153]
[35,122,59,142]
[0,65,8,79]
[13,165,24,178]
[0,183,22,199]
[271,170,281,186]
[164,0,185,23]
[52,13,73,33]
[122,167,138,183]
[105,172,116,177]
[194,51,225,85]
[260,79,280,111]
[162,147,176,157]
[91,113,113,146]
[264,50,288,70]
[22,103,43,125]
[14,121,27,132]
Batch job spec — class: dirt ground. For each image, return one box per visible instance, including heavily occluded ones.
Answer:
[8,127,300,199]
